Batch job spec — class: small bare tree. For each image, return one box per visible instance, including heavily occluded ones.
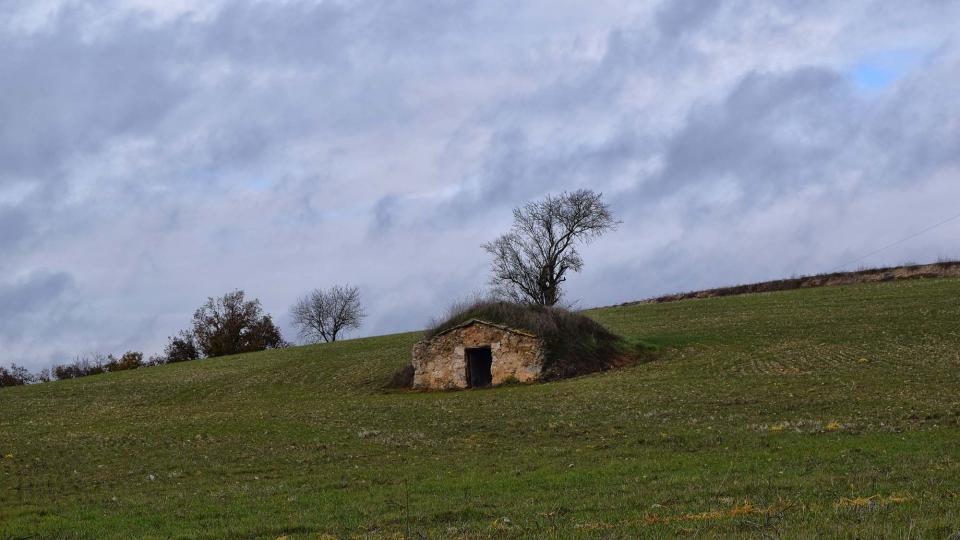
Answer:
[483,189,618,306]
[290,284,366,343]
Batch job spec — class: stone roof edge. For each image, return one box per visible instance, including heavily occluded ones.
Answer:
[428,318,538,340]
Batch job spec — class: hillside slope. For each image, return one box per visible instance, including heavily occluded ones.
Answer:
[622,260,960,305]
[2,279,960,538]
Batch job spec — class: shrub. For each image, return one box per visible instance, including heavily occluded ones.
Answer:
[0,364,34,387]
[53,355,106,380]
[163,330,199,363]
[105,351,144,372]
[386,364,415,389]
[144,354,167,367]
[191,290,285,358]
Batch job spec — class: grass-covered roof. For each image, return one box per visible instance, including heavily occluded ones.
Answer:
[425,300,633,380]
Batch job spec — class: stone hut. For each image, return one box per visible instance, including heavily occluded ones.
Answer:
[411,319,546,390]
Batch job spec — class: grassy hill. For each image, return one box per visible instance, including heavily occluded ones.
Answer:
[2,278,959,538]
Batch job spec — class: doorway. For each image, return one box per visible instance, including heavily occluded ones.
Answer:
[465,346,493,387]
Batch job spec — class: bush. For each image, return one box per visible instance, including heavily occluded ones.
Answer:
[426,299,631,380]
[53,355,106,380]
[190,290,285,358]
[0,364,34,387]
[105,351,144,372]
[144,354,167,367]
[163,330,199,363]
[3,353,150,386]
[386,364,415,389]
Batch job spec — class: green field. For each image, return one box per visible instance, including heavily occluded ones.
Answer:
[2,279,960,538]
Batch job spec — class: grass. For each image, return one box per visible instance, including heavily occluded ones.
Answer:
[622,259,960,305]
[2,278,960,538]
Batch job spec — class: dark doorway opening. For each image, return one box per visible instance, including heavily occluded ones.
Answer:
[465,346,493,388]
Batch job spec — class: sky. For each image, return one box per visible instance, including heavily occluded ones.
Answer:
[2,0,960,370]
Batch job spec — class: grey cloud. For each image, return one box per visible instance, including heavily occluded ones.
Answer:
[202,0,478,66]
[0,205,33,251]
[201,1,350,66]
[0,11,185,181]
[657,68,855,197]
[0,270,76,341]
[650,57,960,214]
[0,271,72,315]
[371,194,399,233]
[2,0,959,369]
[655,0,721,37]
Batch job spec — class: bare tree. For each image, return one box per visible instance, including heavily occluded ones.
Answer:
[483,189,618,306]
[290,285,366,343]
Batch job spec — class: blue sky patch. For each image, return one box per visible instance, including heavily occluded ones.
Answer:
[849,49,926,91]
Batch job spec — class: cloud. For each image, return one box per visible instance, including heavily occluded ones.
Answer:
[0,205,34,251]
[1,0,959,370]
[0,271,74,323]
[0,271,84,364]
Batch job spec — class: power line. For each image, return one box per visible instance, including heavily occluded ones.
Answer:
[835,209,960,271]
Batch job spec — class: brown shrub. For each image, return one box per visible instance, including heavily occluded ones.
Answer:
[386,364,415,389]
[105,351,144,372]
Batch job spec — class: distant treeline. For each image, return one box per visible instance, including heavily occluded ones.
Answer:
[0,351,161,387]
[1,290,287,388]
[1,286,367,389]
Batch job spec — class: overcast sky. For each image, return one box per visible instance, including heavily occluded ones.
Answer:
[3,0,959,369]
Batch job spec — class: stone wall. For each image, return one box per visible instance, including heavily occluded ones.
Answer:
[412,321,545,390]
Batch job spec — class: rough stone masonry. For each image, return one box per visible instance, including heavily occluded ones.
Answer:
[411,320,546,390]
